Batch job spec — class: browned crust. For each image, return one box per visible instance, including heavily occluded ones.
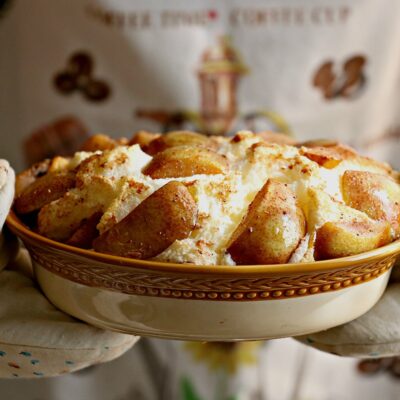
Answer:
[15,159,50,197]
[227,179,306,264]
[146,131,216,155]
[300,143,392,173]
[300,144,357,168]
[80,134,118,152]
[143,146,229,179]
[14,172,75,214]
[66,212,102,249]
[128,130,161,152]
[93,181,198,259]
[314,220,391,260]
[342,170,400,236]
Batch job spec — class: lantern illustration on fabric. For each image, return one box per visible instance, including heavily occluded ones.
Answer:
[197,36,248,135]
[135,36,290,136]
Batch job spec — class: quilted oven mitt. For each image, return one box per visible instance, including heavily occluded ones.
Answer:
[0,160,138,378]
[296,269,400,358]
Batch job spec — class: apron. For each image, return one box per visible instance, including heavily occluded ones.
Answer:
[0,1,400,399]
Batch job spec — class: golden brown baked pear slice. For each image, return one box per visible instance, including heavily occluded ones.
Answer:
[93,181,198,259]
[146,130,216,155]
[128,130,161,151]
[314,220,391,260]
[143,146,229,179]
[66,211,103,249]
[342,170,400,237]
[300,142,392,174]
[299,144,357,169]
[14,171,75,214]
[15,159,50,197]
[80,134,120,152]
[227,179,306,265]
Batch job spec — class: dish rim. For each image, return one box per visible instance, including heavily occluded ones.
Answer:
[7,210,400,275]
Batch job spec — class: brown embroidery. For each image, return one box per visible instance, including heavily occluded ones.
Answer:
[313,55,367,100]
[53,51,111,102]
[85,5,351,30]
[230,6,351,27]
[197,36,248,135]
[135,36,290,136]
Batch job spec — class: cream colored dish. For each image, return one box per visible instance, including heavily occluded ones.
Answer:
[9,130,400,340]
[7,211,400,341]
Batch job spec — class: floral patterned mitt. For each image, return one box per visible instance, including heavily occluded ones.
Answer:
[0,160,138,378]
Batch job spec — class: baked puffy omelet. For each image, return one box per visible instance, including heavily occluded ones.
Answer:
[13,130,400,265]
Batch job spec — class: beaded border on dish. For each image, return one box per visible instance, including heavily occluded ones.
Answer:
[28,244,395,301]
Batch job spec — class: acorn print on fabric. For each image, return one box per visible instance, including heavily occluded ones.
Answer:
[54,51,111,102]
[313,54,367,100]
